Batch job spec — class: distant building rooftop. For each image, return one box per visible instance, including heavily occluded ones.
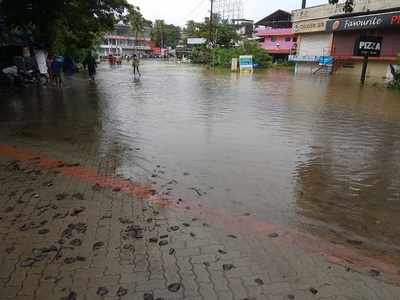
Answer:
[255,10,292,28]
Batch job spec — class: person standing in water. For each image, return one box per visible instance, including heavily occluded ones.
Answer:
[51,56,64,87]
[83,52,97,80]
[132,54,141,78]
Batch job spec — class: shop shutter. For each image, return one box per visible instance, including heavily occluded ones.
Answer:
[298,33,332,56]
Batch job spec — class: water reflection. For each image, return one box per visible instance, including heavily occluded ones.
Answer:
[1,62,400,256]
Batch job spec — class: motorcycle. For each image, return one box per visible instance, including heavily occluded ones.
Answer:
[18,68,49,85]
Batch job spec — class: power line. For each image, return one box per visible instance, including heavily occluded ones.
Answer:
[214,0,244,22]
[190,0,210,21]
[187,0,209,18]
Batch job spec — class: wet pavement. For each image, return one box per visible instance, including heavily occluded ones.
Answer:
[1,61,400,299]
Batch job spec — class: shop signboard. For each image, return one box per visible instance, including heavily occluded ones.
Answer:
[288,55,320,62]
[352,36,383,85]
[354,36,383,57]
[293,19,327,33]
[239,55,253,72]
[326,12,400,32]
[187,38,207,45]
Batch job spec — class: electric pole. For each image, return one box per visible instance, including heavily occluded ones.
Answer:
[161,21,164,50]
[209,0,214,47]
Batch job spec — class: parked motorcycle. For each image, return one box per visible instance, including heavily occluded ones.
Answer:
[19,68,49,85]
[1,66,48,87]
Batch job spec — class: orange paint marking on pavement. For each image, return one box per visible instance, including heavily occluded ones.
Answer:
[181,205,400,285]
[0,144,158,201]
[1,143,400,285]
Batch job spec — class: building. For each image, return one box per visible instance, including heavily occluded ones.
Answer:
[98,24,155,57]
[290,0,400,79]
[290,4,339,74]
[254,10,296,62]
[328,8,400,80]
[232,19,254,39]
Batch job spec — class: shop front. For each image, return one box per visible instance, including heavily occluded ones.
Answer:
[327,11,400,80]
[290,17,334,74]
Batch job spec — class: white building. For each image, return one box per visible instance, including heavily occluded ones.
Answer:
[98,24,153,57]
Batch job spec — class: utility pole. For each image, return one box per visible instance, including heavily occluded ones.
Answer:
[209,0,214,47]
[161,21,164,50]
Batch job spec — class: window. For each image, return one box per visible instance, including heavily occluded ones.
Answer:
[271,37,277,42]
[285,37,291,42]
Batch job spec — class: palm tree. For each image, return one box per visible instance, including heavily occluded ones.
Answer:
[128,6,145,52]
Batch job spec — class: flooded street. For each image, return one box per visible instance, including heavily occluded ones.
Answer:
[1,61,400,258]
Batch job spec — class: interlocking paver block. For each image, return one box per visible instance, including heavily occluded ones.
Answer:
[0,144,400,300]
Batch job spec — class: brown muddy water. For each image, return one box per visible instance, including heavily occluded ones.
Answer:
[1,61,400,257]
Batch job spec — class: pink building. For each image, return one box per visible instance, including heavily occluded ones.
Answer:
[254,10,297,62]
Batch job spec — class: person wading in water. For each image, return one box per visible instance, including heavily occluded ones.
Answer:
[51,56,64,87]
[83,52,97,81]
[132,54,141,78]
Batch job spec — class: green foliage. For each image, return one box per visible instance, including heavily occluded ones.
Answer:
[210,48,239,67]
[125,6,152,41]
[328,0,354,13]
[387,57,400,90]
[1,0,130,58]
[127,6,146,40]
[151,20,181,48]
[215,22,240,48]
[183,18,239,48]
[242,42,273,67]
[191,42,272,69]
[191,47,211,64]
[388,80,400,90]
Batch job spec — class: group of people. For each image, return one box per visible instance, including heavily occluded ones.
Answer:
[47,55,64,87]
[49,51,140,86]
[107,53,141,78]
[46,52,97,87]
[2,50,141,88]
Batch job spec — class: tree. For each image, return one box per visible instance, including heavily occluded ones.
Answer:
[152,20,181,48]
[328,0,354,13]
[0,0,130,55]
[127,6,147,43]
[183,21,202,39]
[388,55,400,89]
[183,18,239,48]
[215,22,240,48]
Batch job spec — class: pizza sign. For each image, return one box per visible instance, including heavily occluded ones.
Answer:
[354,36,382,57]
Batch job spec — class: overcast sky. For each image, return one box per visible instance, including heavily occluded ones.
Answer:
[129,0,328,26]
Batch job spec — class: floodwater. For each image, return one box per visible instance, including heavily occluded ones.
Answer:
[1,61,400,257]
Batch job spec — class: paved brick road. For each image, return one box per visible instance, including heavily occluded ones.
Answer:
[1,138,400,300]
